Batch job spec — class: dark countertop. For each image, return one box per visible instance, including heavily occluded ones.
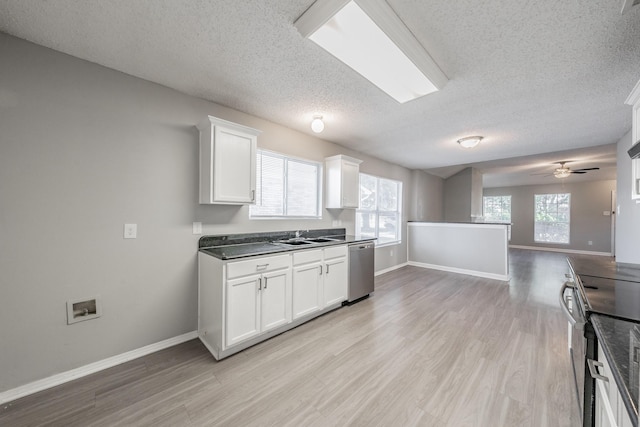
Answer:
[568,256,640,282]
[591,314,639,426]
[199,234,375,260]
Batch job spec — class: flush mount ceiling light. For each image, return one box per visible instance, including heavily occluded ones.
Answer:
[311,115,325,133]
[457,136,483,149]
[294,0,448,103]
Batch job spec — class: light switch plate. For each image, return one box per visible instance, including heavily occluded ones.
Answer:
[124,223,137,239]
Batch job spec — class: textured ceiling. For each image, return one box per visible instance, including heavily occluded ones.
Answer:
[1,0,639,186]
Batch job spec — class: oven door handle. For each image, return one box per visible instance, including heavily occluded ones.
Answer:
[559,281,585,330]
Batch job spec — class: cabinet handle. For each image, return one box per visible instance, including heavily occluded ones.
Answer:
[264,277,268,289]
[326,264,330,274]
[588,358,617,425]
[319,265,323,276]
[258,277,262,291]
[256,263,269,271]
[251,190,255,201]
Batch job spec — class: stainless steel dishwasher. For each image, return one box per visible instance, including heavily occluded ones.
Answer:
[347,242,374,304]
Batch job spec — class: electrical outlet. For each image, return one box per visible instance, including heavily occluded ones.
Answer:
[390,249,394,257]
[588,241,593,246]
[193,222,202,234]
[124,223,137,239]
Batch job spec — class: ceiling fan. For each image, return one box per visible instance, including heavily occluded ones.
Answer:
[534,161,600,179]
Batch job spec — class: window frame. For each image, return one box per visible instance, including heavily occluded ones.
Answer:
[249,149,323,219]
[483,195,512,223]
[356,173,403,247]
[534,192,571,244]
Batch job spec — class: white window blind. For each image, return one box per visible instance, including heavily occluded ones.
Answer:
[250,150,321,218]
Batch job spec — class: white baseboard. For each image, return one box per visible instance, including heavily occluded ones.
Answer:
[0,330,198,405]
[375,262,409,276]
[407,261,510,281]
[509,245,612,257]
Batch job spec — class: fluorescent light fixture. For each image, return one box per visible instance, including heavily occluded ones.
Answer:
[295,0,448,103]
[457,136,483,149]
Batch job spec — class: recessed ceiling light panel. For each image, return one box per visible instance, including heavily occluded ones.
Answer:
[295,0,448,103]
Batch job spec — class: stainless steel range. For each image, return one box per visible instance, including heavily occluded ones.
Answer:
[561,256,640,427]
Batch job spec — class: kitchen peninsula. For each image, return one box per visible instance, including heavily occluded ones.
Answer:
[407,221,510,281]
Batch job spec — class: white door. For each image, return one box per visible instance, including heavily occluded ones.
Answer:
[342,161,360,208]
[213,126,256,203]
[226,275,260,347]
[261,269,291,332]
[323,256,348,306]
[292,262,323,319]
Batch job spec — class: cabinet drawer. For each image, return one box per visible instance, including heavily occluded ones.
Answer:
[293,249,323,266]
[227,254,290,279]
[323,245,347,259]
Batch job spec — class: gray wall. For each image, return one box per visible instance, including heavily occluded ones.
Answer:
[443,167,483,222]
[0,34,423,392]
[615,130,640,263]
[409,170,444,221]
[484,180,616,253]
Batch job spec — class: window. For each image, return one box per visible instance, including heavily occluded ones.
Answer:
[534,193,570,244]
[356,174,402,245]
[250,150,321,218]
[483,195,511,223]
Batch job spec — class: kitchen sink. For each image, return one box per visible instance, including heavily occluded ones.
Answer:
[275,240,312,246]
[274,237,340,246]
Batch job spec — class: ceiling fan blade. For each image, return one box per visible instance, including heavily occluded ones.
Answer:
[572,167,600,172]
[570,171,587,174]
[531,172,553,176]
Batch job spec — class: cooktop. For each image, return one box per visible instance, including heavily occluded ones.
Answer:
[579,274,640,323]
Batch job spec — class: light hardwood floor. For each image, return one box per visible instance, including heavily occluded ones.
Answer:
[1,249,581,426]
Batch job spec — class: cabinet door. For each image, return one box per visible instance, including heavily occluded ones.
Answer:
[226,275,260,347]
[213,126,256,204]
[292,262,323,319]
[261,269,291,332]
[323,256,348,306]
[341,160,360,208]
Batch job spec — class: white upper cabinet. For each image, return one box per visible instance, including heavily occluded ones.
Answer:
[325,155,362,209]
[197,116,260,204]
[625,79,640,199]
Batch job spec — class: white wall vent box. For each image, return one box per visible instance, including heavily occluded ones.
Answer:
[67,297,102,324]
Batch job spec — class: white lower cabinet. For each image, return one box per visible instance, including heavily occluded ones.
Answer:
[594,346,633,427]
[292,258,323,319]
[198,244,349,360]
[292,245,348,320]
[226,274,261,346]
[323,248,348,306]
[225,268,290,347]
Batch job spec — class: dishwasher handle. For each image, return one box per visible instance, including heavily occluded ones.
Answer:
[351,243,373,250]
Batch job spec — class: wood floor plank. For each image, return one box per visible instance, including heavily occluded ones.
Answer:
[0,248,583,426]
